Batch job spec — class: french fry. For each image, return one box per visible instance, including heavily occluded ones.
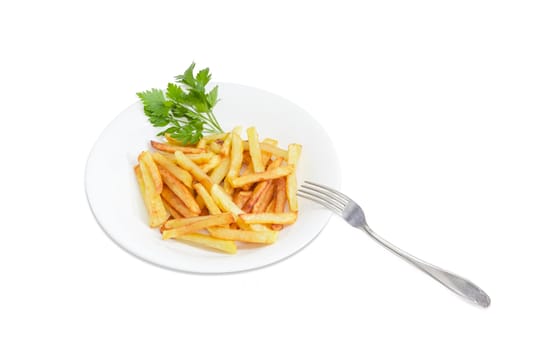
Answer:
[209,227,278,244]
[186,152,213,164]
[151,152,193,189]
[242,181,270,213]
[252,182,275,213]
[271,177,287,230]
[138,160,168,227]
[286,143,302,211]
[158,166,200,214]
[162,213,235,239]
[273,177,287,212]
[210,184,243,217]
[223,177,234,196]
[177,233,237,254]
[240,212,297,225]
[265,198,276,213]
[138,151,163,193]
[164,134,182,145]
[260,138,278,165]
[197,138,207,149]
[240,165,254,191]
[194,183,221,215]
[200,154,222,173]
[220,130,233,156]
[210,157,231,184]
[242,151,252,167]
[242,141,288,159]
[241,157,283,212]
[230,166,294,188]
[161,186,198,218]
[162,198,183,219]
[209,142,223,154]
[210,184,269,231]
[246,127,265,172]
[233,190,252,209]
[195,194,205,210]
[174,150,213,191]
[202,132,229,142]
[163,218,206,232]
[227,127,243,181]
[163,214,227,229]
[134,165,150,212]
[151,140,204,154]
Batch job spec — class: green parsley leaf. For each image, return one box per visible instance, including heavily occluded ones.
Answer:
[138,63,224,145]
[136,89,169,117]
[206,85,218,108]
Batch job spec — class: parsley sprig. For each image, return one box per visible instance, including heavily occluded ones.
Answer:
[136,63,224,145]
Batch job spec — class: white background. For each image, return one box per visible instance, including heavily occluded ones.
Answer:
[1,1,532,349]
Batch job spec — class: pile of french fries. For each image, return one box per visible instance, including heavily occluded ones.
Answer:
[134,126,302,254]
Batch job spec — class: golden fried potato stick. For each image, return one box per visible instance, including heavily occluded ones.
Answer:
[177,233,237,254]
[271,177,288,230]
[220,130,233,156]
[162,213,235,239]
[240,166,254,191]
[227,127,243,181]
[223,177,234,196]
[164,133,183,146]
[138,151,163,193]
[163,214,226,229]
[160,186,198,218]
[242,151,252,167]
[265,198,276,213]
[242,141,288,159]
[240,212,297,225]
[210,157,231,185]
[200,155,222,173]
[286,144,302,211]
[252,182,275,213]
[202,132,229,142]
[134,165,150,213]
[209,142,223,154]
[209,227,278,244]
[197,138,207,149]
[210,184,243,217]
[246,127,265,172]
[151,152,193,189]
[174,150,213,191]
[136,162,168,227]
[241,158,283,212]
[151,140,204,154]
[194,183,221,215]
[158,166,201,214]
[186,152,214,164]
[260,138,278,166]
[242,181,269,213]
[161,198,183,219]
[233,190,252,209]
[230,166,294,188]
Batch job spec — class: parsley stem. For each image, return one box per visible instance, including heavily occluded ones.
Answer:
[207,111,224,133]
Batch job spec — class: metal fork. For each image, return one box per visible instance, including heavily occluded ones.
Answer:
[298,181,491,307]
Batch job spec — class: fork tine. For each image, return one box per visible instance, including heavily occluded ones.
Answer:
[297,189,345,212]
[301,184,349,208]
[303,181,351,203]
[297,192,343,215]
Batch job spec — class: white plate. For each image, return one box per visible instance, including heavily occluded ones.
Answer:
[85,83,341,273]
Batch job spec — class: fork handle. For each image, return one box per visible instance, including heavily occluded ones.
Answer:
[361,225,490,307]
